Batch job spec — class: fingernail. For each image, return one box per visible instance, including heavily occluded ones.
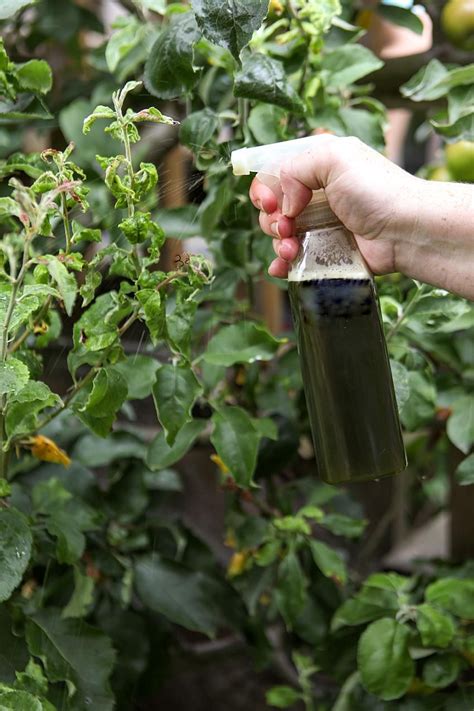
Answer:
[282,194,291,216]
[270,222,280,237]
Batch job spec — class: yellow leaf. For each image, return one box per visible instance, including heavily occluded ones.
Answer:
[210,453,229,475]
[26,435,71,467]
[224,529,237,549]
[33,320,48,334]
[227,551,249,578]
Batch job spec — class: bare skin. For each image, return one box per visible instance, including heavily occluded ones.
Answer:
[249,135,474,301]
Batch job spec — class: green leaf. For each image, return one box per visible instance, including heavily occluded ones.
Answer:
[156,205,201,238]
[234,54,305,114]
[248,104,288,144]
[144,13,200,99]
[45,257,77,317]
[252,416,278,440]
[425,577,474,619]
[191,0,268,59]
[390,360,410,411]
[180,108,218,152]
[456,453,474,486]
[152,364,203,445]
[400,371,436,431]
[113,355,159,399]
[266,685,302,708]
[0,357,29,397]
[14,658,49,699]
[141,0,166,12]
[0,690,42,711]
[5,381,61,439]
[73,432,146,467]
[422,653,464,689]
[447,396,474,454]
[0,0,35,20]
[71,224,102,244]
[331,573,410,631]
[401,59,474,102]
[26,609,115,711]
[136,289,165,344]
[32,478,98,564]
[0,508,32,602]
[76,367,128,438]
[143,467,182,492]
[275,551,308,629]
[134,555,221,637]
[320,513,367,539]
[377,5,423,34]
[62,567,95,619]
[210,406,260,487]
[15,60,52,94]
[147,419,207,470]
[310,539,347,585]
[338,107,385,151]
[358,618,414,700]
[119,211,163,245]
[322,45,383,88]
[82,105,116,134]
[106,17,142,72]
[416,603,456,648]
[0,606,28,683]
[203,321,283,366]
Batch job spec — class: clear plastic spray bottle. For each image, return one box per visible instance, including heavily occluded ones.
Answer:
[232,138,407,485]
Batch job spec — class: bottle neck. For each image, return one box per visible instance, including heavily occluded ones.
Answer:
[295,191,340,234]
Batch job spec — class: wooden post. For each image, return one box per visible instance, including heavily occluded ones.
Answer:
[160,144,189,271]
[260,280,284,335]
[450,446,474,561]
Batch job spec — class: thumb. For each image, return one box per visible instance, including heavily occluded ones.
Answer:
[280,134,338,218]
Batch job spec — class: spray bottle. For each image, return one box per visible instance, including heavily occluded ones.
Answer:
[231,138,406,484]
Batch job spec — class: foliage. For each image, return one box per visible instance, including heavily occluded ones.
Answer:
[0,1,473,710]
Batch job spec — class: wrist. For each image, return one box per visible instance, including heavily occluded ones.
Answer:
[393,177,474,299]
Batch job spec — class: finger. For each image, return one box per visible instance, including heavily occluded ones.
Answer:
[250,178,278,214]
[259,211,294,239]
[279,237,299,261]
[268,257,289,278]
[279,134,340,218]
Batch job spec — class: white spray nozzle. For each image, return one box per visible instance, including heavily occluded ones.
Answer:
[231,135,318,178]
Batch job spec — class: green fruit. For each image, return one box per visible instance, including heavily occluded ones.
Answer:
[427,165,452,182]
[441,0,474,51]
[445,141,474,182]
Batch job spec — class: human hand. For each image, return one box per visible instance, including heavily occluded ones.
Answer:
[249,134,421,278]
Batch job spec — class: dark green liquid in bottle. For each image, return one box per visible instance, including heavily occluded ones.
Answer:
[288,277,406,484]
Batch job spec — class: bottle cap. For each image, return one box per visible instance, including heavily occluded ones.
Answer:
[295,190,340,231]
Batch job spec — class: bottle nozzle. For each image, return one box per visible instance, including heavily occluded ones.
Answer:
[231,136,319,179]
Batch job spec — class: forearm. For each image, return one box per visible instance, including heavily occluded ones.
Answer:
[396,179,474,300]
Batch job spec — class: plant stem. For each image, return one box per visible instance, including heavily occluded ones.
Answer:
[61,192,73,254]
[9,296,52,354]
[386,284,426,342]
[0,229,34,476]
